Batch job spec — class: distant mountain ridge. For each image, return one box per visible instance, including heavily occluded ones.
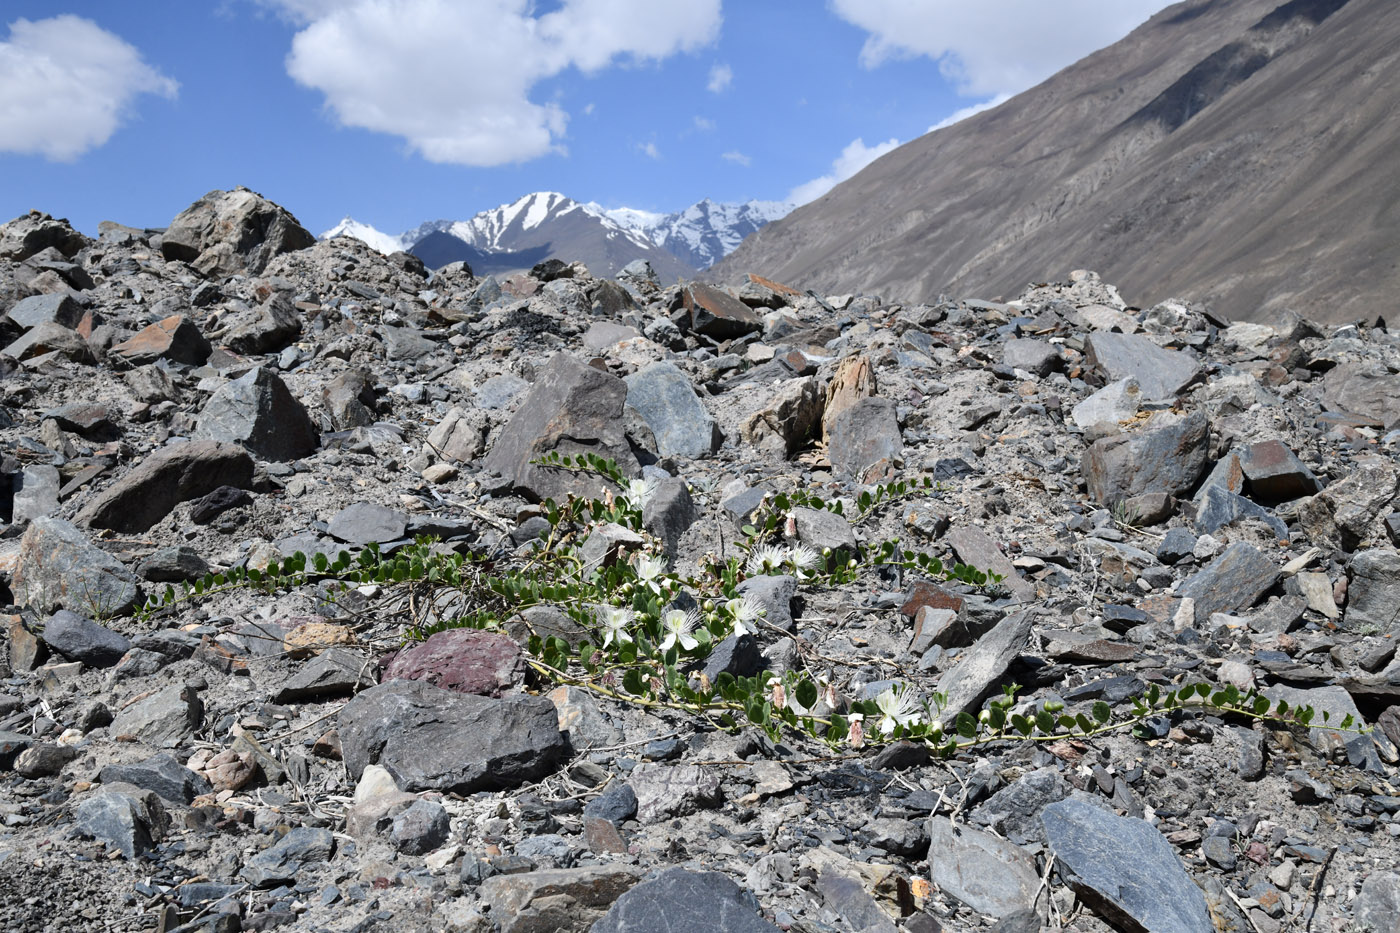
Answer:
[711,0,1400,325]
[323,192,790,279]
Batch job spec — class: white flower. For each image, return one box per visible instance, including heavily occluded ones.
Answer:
[633,554,668,594]
[726,596,763,638]
[658,608,700,652]
[621,477,658,510]
[874,684,923,735]
[598,606,634,649]
[745,544,788,576]
[787,544,820,574]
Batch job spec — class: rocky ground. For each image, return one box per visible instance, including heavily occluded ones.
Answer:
[0,187,1398,933]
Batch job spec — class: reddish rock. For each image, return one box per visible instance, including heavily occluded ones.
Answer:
[1239,439,1321,503]
[111,314,212,366]
[383,629,525,697]
[900,580,964,619]
[683,282,761,339]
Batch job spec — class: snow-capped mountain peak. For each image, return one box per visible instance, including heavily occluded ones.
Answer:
[320,217,405,255]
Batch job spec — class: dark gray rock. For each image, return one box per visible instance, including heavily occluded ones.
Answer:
[136,546,212,583]
[826,397,901,481]
[110,685,203,746]
[642,476,699,558]
[971,767,1071,846]
[482,353,640,502]
[1346,549,1400,631]
[189,485,253,525]
[77,440,254,533]
[1354,872,1400,933]
[1042,797,1213,933]
[702,633,764,681]
[946,525,1035,602]
[161,187,315,277]
[6,292,83,330]
[195,367,318,462]
[0,211,89,261]
[625,363,721,458]
[1084,332,1202,402]
[936,610,1034,718]
[817,870,899,933]
[1192,483,1288,539]
[327,502,408,545]
[274,648,377,703]
[40,610,131,668]
[1295,456,1397,551]
[1177,542,1278,623]
[721,486,771,529]
[631,764,722,824]
[13,742,79,778]
[1003,338,1063,377]
[925,819,1041,919]
[1321,361,1400,428]
[390,799,451,855]
[735,573,797,631]
[240,827,335,888]
[1082,412,1209,506]
[321,368,377,430]
[0,732,34,770]
[480,866,644,933]
[13,517,141,616]
[1156,527,1197,564]
[222,294,301,355]
[1238,439,1320,502]
[75,788,168,859]
[99,753,212,804]
[337,679,567,792]
[475,373,530,410]
[684,283,763,340]
[592,867,779,933]
[583,784,638,825]
[1232,727,1266,781]
[382,325,436,361]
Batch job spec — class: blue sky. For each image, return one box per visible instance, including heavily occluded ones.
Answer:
[0,1,1169,238]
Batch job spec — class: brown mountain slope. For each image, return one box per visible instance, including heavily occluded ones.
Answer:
[711,0,1400,325]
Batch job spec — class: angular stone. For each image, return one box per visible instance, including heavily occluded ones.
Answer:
[1178,542,1278,623]
[475,373,530,410]
[195,367,319,462]
[12,465,60,522]
[7,292,83,330]
[76,788,168,859]
[162,187,315,277]
[480,866,643,933]
[40,610,130,668]
[221,294,300,355]
[99,753,212,804]
[1346,549,1400,631]
[111,685,203,746]
[946,525,1035,602]
[1082,412,1209,506]
[12,517,140,616]
[827,397,901,481]
[381,324,436,361]
[240,827,335,888]
[482,353,639,502]
[383,629,524,697]
[1238,440,1319,503]
[338,679,567,792]
[327,502,407,545]
[322,368,376,430]
[426,406,488,464]
[936,611,1033,719]
[583,783,638,825]
[735,573,797,631]
[625,363,721,458]
[739,376,823,458]
[111,315,211,366]
[78,440,253,533]
[391,799,451,855]
[1321,361,1400,428]
[910,607,967,654]
[817,871,899,933]
[1354,872,1400,933]
[970,768,1071,847]
[137,546,212,583]
[822,355,877,440]
[1003,338,1063,377]
[630,763,722,823]
[925,818,1041,919]
[592,867,779,933]
[1192,484,1288,539]
[3,321,94,362]
[582,321,641,350]
[0,210,89,261]
[5,614,47,671]
[189,485,253,525]
[684,283,762,339]
[1084,332,1203,402]
[792,506,857,554]
[1296,457,1398,551]
[642,476,699,558]
[1072,378,1142,430]
[14,742,79,778]
[1042,797,1213,933]
[274,648,376,703]
[0,731,34,770]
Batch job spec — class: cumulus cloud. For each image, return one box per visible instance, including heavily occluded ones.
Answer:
[721,150,750,166]
[0,15,177,161]
[707,62,732,93]
[788,136,900,205]
[829,0,1169,97]
[927,92,1011,133]
[272,0,721,166]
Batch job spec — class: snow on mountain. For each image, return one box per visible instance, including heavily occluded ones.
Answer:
[322,192,791,275]
[320,217,405,255]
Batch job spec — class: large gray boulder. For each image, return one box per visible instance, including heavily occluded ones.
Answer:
[12,517,140,616]
[1082,411,1208,506]
[1084,332,1203,402]
[160,187,315,277]
[195,367,318,462]
[482,353,640,502]
[77,440,253,533]
[624,362,721,458]
[337,679,567,793]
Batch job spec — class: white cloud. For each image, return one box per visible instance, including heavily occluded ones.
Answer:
[829,1,1170,97]
[721,150,750,166]
[707,62,732,93]
[788,136,900,205]
[927,92,1011,132]
[0,15,177,161]
[693,115,715,132]
[639,141,660,159]
[273,0,721,166]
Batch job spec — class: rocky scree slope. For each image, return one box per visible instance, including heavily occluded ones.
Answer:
[0,189,1398,932]
[711,0,1400,326]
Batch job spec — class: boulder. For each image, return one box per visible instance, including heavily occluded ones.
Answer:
[1321,361,1400,427]
[826,397,901,481]
[40,610,130,668]
[161,188,315,277]
[78,440,253,533]
[625,363,721,458]
[1082,412,1208,506]
[1084,332,1202,402]
[739,376,823,457]
[110,315,211,366]
[0,210,89,261]
[683,283,762,339]
[592,867,779,933]
[195,366,319,462]
[383,629,525,697]
[925,819,1041,919]
[12,517,140,616]
[1177,542,1278,624]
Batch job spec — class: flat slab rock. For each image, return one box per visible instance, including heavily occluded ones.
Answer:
[592,867,780,933]
[926,818,1041,918]
[1042,797,1213,933]
[382,628,525,697]
[337,678,567,793]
